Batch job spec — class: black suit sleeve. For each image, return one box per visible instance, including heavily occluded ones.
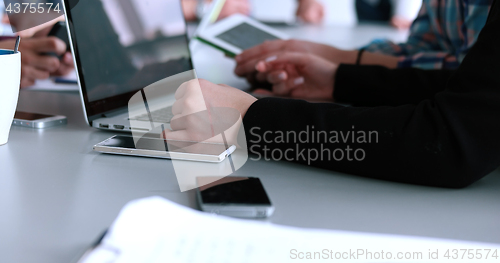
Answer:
[334,65,455,107]
[242,0,500,188]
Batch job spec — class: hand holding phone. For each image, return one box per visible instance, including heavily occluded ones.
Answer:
[45,21,75,77]
[45,21,71,58]
[13,111,67,129]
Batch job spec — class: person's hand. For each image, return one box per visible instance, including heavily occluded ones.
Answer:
[6,15,65,38]
[0,37,69,87]
[218,0,251,20]
[7,16,75,78]
[254,52,337,99]
[164,79,256,145]
[181,0,199,21]
[20,37,71,87]
[51,52,74,76]
[296,0,324,24]
[390,16,413,30]
[235,39,338,81]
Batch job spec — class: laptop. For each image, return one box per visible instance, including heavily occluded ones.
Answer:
[63,0,194,132]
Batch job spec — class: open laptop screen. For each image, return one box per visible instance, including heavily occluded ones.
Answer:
[64,0,193,121]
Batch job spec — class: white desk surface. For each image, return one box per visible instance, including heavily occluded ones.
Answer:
[1,24,499,263]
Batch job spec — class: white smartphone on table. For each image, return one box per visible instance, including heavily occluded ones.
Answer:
[13,111,67,128]
[93,135,236,163]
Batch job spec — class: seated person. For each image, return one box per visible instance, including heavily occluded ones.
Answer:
[234,0,493,87]
[0,36,73,88]
[164,0,500,188]
[356,0,422,30]
[181,0,325,24]
[1,10,73,88]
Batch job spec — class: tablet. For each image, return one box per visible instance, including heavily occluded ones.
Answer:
[93,135,236,163]
[196,14,289,57]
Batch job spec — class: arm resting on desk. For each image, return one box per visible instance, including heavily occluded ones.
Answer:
[243,0,500,188]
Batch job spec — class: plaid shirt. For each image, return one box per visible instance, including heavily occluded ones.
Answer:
[364,0,493,69]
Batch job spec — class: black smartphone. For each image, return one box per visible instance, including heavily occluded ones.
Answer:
[196,176,275,218]
[45,21,70,58]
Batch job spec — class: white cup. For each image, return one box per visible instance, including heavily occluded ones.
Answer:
[0,49,21,146]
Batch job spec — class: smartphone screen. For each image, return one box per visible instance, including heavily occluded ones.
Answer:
[197,177,272,205]
[101,136,230,156]
[14,112,53,121]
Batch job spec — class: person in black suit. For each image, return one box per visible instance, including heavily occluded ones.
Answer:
[165,0,500,188]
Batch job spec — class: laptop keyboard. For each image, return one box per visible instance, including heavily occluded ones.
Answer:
[129,106,174,123]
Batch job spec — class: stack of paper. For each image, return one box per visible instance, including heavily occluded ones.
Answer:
[27,70,78,92]
[80,197,499,263]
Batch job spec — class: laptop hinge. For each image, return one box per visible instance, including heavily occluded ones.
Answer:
[101,107,129,118]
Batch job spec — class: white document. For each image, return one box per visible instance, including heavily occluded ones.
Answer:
[80,197,499,263]
[26,70,78,92]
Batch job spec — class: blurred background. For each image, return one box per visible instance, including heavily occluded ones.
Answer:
[1,0,422,36]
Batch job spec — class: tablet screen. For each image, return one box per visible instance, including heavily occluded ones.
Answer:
[216,22,279,50]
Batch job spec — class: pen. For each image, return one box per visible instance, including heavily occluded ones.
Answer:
[14,36,20,53]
